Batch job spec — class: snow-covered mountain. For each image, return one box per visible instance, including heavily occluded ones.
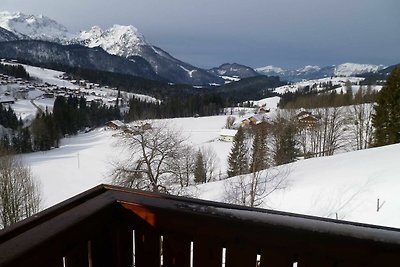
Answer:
[255,65,286,76]
[0,11,222,85]
[334,63,385,77]
[0,11,73,42]
[256,65,331,81]
[75,24,223,85]
[76,25,147,58]
[256,63,386,82]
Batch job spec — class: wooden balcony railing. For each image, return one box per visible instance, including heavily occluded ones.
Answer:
[1,184,399,267]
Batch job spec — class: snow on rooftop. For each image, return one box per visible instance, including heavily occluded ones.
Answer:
[219,128,237,137]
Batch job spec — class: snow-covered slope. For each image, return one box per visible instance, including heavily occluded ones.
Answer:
[21,114,400,228]
[0,11,73,41]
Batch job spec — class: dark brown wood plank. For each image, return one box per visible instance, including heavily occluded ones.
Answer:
[134,227,160,267]
[193,238,222,267]
[65,241,89,267]
[111,224,133,267]
[260,249,293,267]
[90,223,133,267]
[297,254,336,267]
[163,233,191,267]
[225,242,256,267]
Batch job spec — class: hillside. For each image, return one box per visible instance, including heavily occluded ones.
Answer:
[19,113,400,228]
[214,75,284,103]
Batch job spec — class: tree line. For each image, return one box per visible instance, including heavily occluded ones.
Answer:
[0,63,30,80]
[125,94,225,121]
[279,84,377,109]
[373,65,400,146]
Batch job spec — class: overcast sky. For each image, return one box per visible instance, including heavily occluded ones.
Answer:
[2,0,399,69]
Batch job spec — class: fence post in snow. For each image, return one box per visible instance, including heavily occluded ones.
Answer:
[377,198,385,212]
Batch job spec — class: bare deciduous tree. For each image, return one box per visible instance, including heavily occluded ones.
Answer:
[169,145,196,187]
[347,88,375,150]
[306,107,347,157]
[0,150,41,228]
[111,122,188,193]
[224,167,290,207]
[225,116,236,129]
[201,146,219,183]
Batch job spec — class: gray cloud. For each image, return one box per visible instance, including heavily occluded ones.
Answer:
[1,0,399,68]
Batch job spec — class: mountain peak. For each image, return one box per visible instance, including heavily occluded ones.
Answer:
[77,24,148,57]
[0,10,73,41]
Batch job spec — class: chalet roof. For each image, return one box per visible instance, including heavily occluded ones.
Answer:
[296,110,311,118]
[299,114,319,122]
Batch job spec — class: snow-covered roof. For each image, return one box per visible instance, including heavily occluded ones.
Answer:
[0,96,15,103]
[107,120,125,127]
[220,129,237,137]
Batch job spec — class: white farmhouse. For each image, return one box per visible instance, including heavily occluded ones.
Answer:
[219,129,238,142]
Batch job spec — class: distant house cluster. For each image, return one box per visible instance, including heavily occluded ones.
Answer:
[0,61,124,109]
[105,120,152,134]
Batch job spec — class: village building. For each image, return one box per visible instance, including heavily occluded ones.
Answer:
[238,113,269,128]
[0,96,16,105]
[219,128,238,142]
[256,104,270,114]
[105,120,125,130]
[296,111,319,127]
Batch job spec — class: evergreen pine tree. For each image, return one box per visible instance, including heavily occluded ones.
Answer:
[250,123,268,173]
[227,127,249,177]
[194,150,206,184]
[273,119,298,166]
[373,65,400,146]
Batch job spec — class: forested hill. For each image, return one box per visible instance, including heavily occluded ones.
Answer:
[359,63,400,85]
[0,40,162,81]
[213,76,284,103]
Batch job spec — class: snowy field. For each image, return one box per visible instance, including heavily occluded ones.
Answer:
[20,114,400,229]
